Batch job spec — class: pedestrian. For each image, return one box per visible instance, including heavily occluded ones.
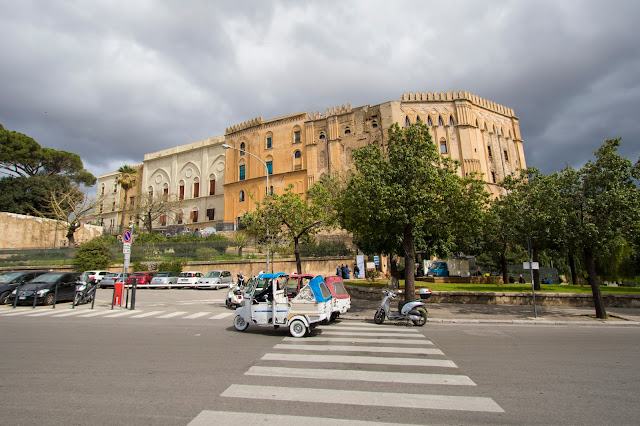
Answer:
[343,264,350,280]
[518,274,525,284]
[353,264,360,279]
[336,264,343,278]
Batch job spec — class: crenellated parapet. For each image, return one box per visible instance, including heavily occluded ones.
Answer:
[225,117,263,135]
[307,104,352,121]
[401,91,515,117]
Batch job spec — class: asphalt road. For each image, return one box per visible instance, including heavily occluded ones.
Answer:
[1,290,638,425]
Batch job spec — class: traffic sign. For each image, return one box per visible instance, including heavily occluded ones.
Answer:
[122,230,132,243]
[123,242,131,254]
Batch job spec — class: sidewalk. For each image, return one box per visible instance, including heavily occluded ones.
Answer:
[343,298,640,326]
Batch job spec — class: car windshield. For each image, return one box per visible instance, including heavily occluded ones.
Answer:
[132,273,144,277]
[29,273,65,284]
[179,272,193,277]
[204,271,221,278]
[0,272,23,283]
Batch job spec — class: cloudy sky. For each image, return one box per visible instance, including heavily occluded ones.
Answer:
[1,0,639,186]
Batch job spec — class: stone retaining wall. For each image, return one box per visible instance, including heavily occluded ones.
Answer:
[346,285,640,308]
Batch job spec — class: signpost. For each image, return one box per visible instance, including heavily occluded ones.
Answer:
[525,236,538,318]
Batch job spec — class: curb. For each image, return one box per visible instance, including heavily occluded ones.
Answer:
[340,314,640,326]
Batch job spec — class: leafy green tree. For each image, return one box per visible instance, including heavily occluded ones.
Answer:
[242,183,339,274]
[0,124,95,185]
[233,231,249,257]
[480,195,522,284]
[75,237,113,271]
[0,175,77,217]
[338,123,486,299]
[116,165,139,233]
[560,139,639,318]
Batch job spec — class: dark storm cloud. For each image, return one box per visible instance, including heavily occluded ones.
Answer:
[0,0,638,184]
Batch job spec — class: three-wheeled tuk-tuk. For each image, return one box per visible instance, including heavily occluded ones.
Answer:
[233,273,332,337]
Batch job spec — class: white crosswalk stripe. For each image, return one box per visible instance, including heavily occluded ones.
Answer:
[209,319,504,423]
[222,384,504,413]
[25,309,62,317]
[189,410,419,425]
[183,312,209,319]
[130,310,165,318]
[209,312,233,320]
[0,309,38,316]
[157,311,188,319]
[274,343,444,355]
[0,308,234,320]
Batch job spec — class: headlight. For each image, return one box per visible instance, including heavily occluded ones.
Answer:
[11,289,17,295]
[36,289,50,296]
[76,284,87,291]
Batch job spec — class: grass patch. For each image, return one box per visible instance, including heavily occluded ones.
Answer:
[344,280,640,294]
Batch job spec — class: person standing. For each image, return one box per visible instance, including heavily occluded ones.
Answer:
[336,264,343,278]
[343,264,350,280]
[353,264,360,279]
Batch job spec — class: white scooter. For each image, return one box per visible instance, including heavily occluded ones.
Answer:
[225,275,247,309]
[374,283,431,326]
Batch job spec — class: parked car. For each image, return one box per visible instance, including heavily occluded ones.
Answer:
[177,271,204,288]
[149,271,180,288]
[82,270,111,283]
[0,270,49,304]
[6,272,81,306]
[286,273,315,299]
[99,273,125,288]
[126,271,156,286]
[195,270,233,289]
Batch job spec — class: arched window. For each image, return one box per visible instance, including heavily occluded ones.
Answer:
[193,177,199,198]
[266,132,273,149]
[294,150,302,159]
[101,183,105,195]
[179,181,185,200]
[405,116,411,127]
[209,174,216,195]
[372,121,378,128]
[319,133,326,140]
[449,116,455,127]
[344,127,351,135]
[416,116,422,123]
[438,116,444,126]
[239,190,245,202]
[440,139,448,154]
[427,116,433,126]
[293,126,301,144]
[240,142,246,155]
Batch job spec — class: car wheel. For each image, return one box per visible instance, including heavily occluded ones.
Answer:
[412,308,428,326]
[234,315,249,331]
[374,309,385,324]
[225,298,233,309]
[43,293,55,306]
[0,291,10,305]
[289,319,307,338]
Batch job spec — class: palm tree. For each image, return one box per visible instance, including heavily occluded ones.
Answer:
[116,165,138,233]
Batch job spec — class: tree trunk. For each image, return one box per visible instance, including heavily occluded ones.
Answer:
[146,212,153,233]
[294,235,302,274]
[500,250,508,286]
[568,252,578,285]
[119,189,129,233]
[533,247,540,291]
[402,224,415,301]
[584,248,607,319]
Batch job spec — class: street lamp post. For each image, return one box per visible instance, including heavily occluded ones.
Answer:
[222,143,270,272]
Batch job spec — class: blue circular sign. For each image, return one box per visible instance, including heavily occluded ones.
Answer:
[123,230,132,243]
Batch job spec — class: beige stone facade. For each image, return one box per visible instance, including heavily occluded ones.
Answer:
[96,165,143,234]
[0,212,103,249]
[223,91,526,222]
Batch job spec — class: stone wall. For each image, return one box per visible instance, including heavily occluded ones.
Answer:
[0,212,103,250]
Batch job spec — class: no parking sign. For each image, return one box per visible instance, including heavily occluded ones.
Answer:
[122,230,132,243]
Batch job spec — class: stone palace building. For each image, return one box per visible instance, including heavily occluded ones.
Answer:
[97,91,526,234]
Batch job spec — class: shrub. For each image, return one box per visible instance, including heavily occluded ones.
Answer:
[157,259,187,274]
[75,238,112,271]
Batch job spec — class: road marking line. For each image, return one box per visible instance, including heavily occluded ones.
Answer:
[262,353,457,368]
[188,410,417,425]
[319,331,425,338]
[25,309,62,316]
[222,384,504,412]
[77,310,117,318]
[283,336,434,345]
[329,325,421,333]
[209,312,233,320]
[183,312,209,319]
[0,309,41,316]
[130,310,164,318]
[102,310,139,318]
[157,311,188,319]
[49,309,92,317]
[246,366,476,386]
[274,344,444,356]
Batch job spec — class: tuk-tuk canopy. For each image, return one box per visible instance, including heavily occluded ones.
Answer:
[257,273,288,280]
[308,275,332,303]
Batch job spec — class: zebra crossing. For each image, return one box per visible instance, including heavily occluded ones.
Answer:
[0,307,234,321]
[190,321,504,424]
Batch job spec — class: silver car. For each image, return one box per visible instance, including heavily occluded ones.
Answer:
[149,271,180,288]
[195,270,233,289]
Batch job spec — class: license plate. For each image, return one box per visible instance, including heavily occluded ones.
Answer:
[19,296,26,300]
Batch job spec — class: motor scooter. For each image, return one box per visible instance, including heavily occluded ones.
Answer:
[225,274,247,309]
[74,279,98,306]
[374,283,431,326]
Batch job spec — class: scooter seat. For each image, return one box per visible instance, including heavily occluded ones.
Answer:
[398,299,421,311]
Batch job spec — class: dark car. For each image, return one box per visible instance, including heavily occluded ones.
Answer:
[0,270,49,304]
[6,272,81,306]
